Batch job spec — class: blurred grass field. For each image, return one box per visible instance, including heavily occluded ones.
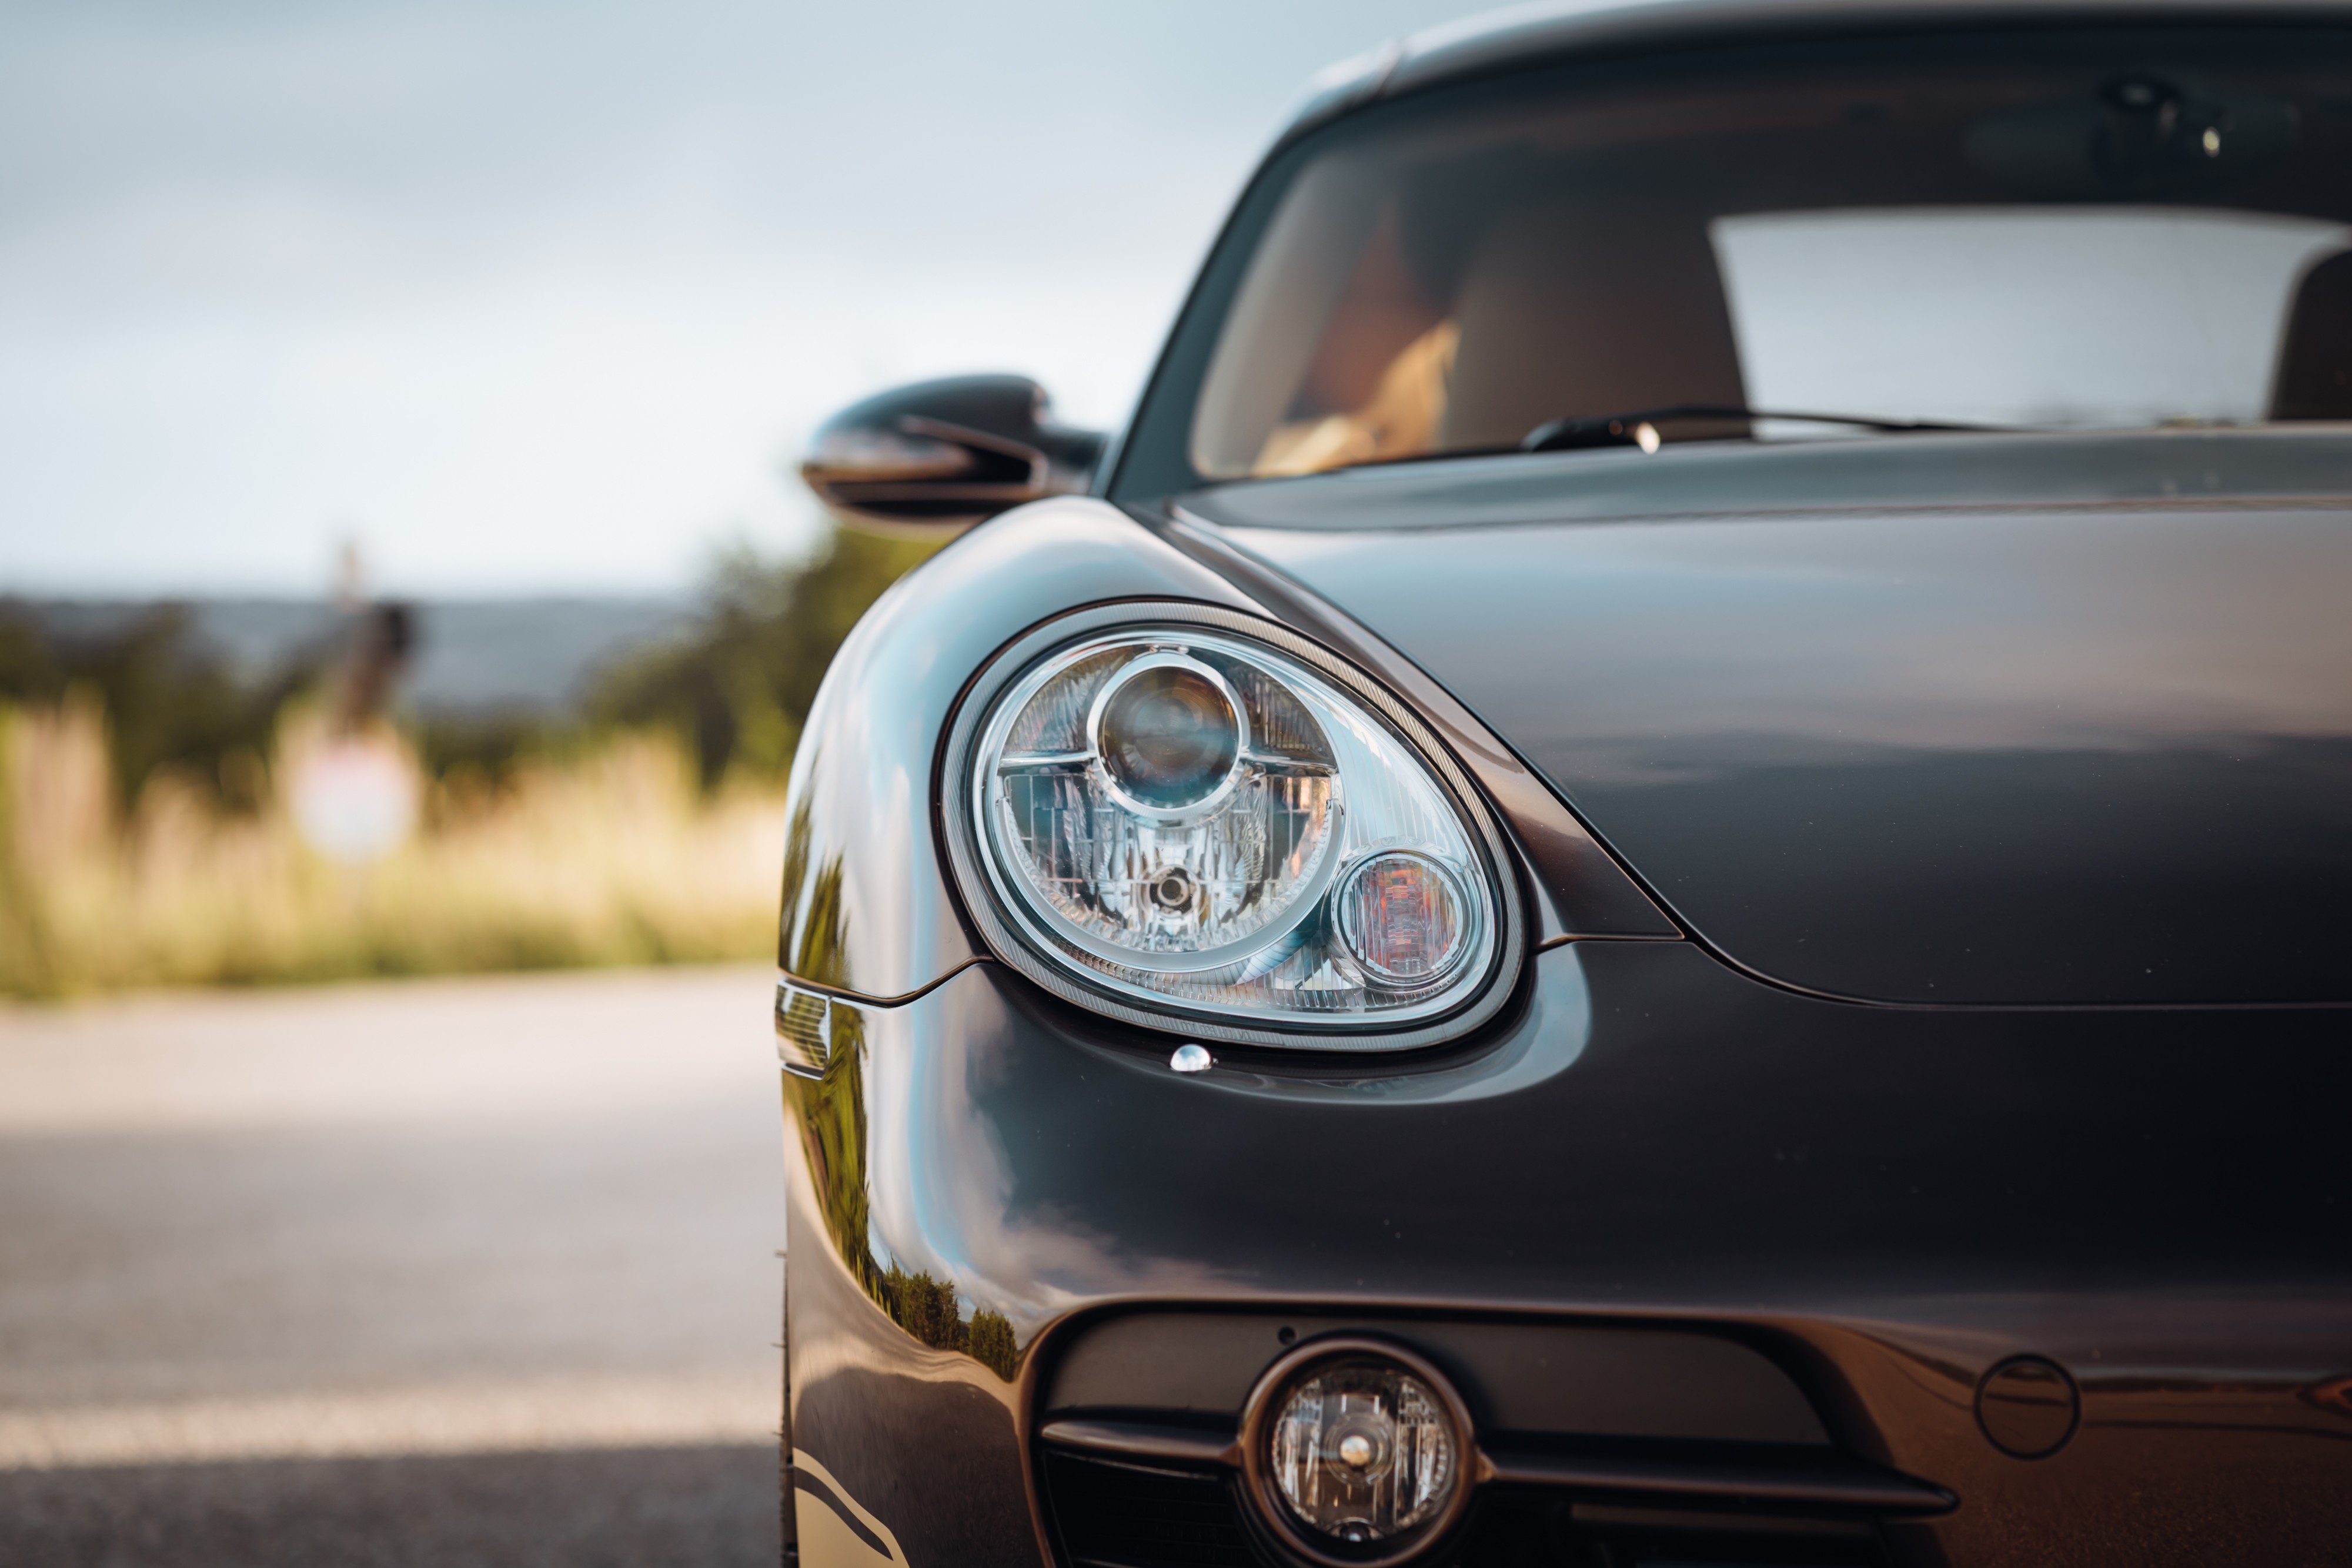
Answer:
[0,697,787,997]
[0,527,936,999]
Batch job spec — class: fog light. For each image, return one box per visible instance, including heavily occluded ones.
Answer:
[1242,1340,1474,1565]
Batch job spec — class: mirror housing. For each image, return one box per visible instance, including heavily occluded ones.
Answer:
[800,375,1107,534]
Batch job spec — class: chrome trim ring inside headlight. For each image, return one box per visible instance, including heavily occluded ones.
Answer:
[1086,650,1250,821]
[941,603,1524,1050]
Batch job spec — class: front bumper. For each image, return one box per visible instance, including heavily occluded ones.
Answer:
[779,940,2352,1568]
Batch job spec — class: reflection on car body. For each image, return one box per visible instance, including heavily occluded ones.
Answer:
[779,5,2352,1567]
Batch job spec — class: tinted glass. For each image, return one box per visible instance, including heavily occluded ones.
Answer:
[1118,28,2352,492]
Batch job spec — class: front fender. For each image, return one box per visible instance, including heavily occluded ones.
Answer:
[774,493,1686,1568]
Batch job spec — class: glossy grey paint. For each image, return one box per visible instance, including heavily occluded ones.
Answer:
[780,8,2352,1567]
[1277,0,2352,151]
[1185,433,2352,1005]
[1174,427,2352,530]
[778,472,2352,1567]
[783,943,2352,1568]
[801,375,1104,531]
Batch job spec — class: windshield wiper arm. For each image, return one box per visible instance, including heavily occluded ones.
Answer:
[1521,406,2005,453]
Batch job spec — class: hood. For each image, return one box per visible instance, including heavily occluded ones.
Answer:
[1179,430,2352,1005]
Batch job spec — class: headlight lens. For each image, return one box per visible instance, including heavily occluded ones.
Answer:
[953,616,1516,1044]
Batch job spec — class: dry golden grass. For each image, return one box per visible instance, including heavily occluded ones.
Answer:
[0,697,786,998]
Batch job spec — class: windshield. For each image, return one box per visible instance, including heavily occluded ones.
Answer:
[1118,26,2352,493]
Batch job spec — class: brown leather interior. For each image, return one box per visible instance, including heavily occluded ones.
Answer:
[1438,196,1750,450]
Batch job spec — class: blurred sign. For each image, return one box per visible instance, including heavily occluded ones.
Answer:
[289,734,417,864]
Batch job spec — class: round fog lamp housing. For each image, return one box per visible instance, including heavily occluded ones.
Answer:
[1242,1340,1474,1566]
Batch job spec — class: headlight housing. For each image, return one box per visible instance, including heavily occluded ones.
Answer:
[943,604,1522,1049]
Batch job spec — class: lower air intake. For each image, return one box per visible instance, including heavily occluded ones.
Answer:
[1045,1452,1255,1568]
[1042,1450,1890,1568]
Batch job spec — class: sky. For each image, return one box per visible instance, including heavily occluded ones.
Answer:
[0,0,1496,597]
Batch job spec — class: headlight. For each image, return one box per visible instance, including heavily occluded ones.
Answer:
[943,605,1521,1048]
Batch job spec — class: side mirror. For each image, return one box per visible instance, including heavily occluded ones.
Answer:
[799,374,1106,534]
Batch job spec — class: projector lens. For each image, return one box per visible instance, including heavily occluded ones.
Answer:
[1094,657,1243,814]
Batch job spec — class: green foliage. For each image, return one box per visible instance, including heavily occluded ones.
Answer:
[967,1308,1020,1382]
[412,712,560,794]
[0,522,940,814]
[880,1264,967,1352]
[877,1265,1021,1381]
[593,525,940,790]
[0,522,930,998]
[799,992,876,1312]
[0,712,785,999]
[0,602,320,811]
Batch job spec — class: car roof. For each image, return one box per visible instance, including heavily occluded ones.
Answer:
[1284,0,2352,143]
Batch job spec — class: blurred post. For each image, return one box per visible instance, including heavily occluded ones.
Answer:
[289,556,421,867]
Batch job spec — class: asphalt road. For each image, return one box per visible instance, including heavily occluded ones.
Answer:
[0,966,786,1567]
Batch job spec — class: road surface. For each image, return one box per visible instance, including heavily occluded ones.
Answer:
[0,965,786,1567]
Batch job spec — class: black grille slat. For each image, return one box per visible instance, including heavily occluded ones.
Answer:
[1045,1452,1255,1568]
[1040,1447,1889,1568]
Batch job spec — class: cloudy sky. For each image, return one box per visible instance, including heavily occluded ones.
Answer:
[0,0,1491,596]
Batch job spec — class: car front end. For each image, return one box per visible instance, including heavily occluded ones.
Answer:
[777,6,2352,1566]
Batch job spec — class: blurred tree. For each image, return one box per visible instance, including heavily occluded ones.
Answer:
[0,520,943,811]
[967,1309,1020,1381]
[880,1265,965,1353]
[0,603,321,811]
[413,713,554,794]
[592,525,940,790]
